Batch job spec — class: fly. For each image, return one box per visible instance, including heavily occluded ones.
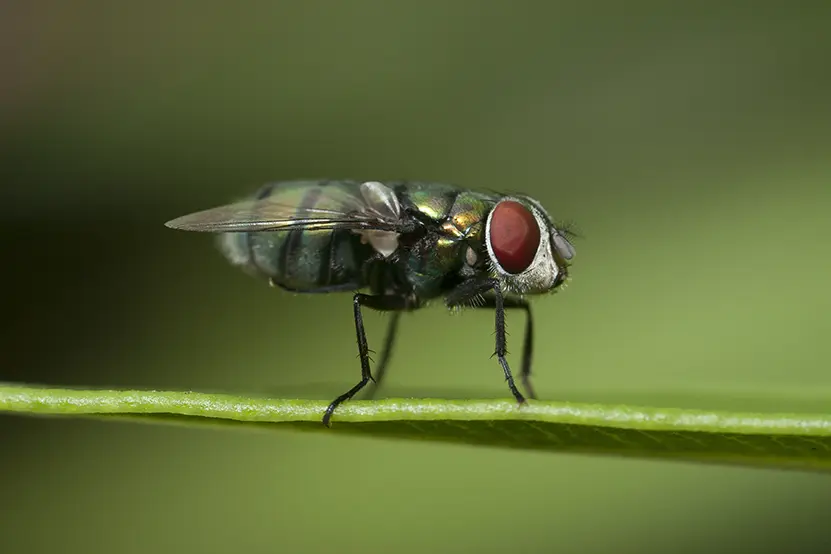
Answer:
[165,179,577,426]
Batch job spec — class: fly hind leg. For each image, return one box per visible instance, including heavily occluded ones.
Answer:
[322,294,411,426]
[364,311,402,400]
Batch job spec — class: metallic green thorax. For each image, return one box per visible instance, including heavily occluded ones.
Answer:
[219,180,500,300]
[396,182,496,298]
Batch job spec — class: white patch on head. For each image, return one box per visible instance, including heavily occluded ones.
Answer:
[552,232,576,260]
[484,198,560,295]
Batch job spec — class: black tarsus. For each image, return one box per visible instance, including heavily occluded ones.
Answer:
[322,293,411,426]
[445,278,527,405]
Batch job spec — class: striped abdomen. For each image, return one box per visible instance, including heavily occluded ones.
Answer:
[217,182,375,292]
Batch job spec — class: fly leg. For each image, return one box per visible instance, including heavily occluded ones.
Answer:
[469,297,536,399]
[364,311,402,399]
[445,279,526,405]
[322,294,410,426]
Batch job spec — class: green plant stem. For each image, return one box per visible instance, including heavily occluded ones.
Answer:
[3,383,831,472]
[0,384,829,432]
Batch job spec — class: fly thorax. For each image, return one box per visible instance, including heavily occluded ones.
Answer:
[484,197,561,295]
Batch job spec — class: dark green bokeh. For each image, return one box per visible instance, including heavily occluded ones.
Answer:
[3,3,831,553]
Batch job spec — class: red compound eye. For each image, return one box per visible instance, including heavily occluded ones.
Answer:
[488,200,540,274]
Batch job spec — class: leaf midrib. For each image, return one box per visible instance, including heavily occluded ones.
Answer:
[2,384,831,436]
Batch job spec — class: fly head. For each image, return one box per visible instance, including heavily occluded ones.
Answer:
[483,195,576,295]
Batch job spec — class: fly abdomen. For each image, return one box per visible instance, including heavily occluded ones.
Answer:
[217,180,376,292]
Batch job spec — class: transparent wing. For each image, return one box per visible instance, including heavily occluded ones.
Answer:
[165,180,406,233]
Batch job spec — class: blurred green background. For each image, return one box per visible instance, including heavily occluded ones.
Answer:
[3,2,831,553]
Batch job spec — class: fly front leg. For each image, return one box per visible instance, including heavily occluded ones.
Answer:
[322,293,411,426]
[445,279,526,405]
[469,296,536,399]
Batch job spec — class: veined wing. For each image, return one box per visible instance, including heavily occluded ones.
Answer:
[165,180,407,233]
